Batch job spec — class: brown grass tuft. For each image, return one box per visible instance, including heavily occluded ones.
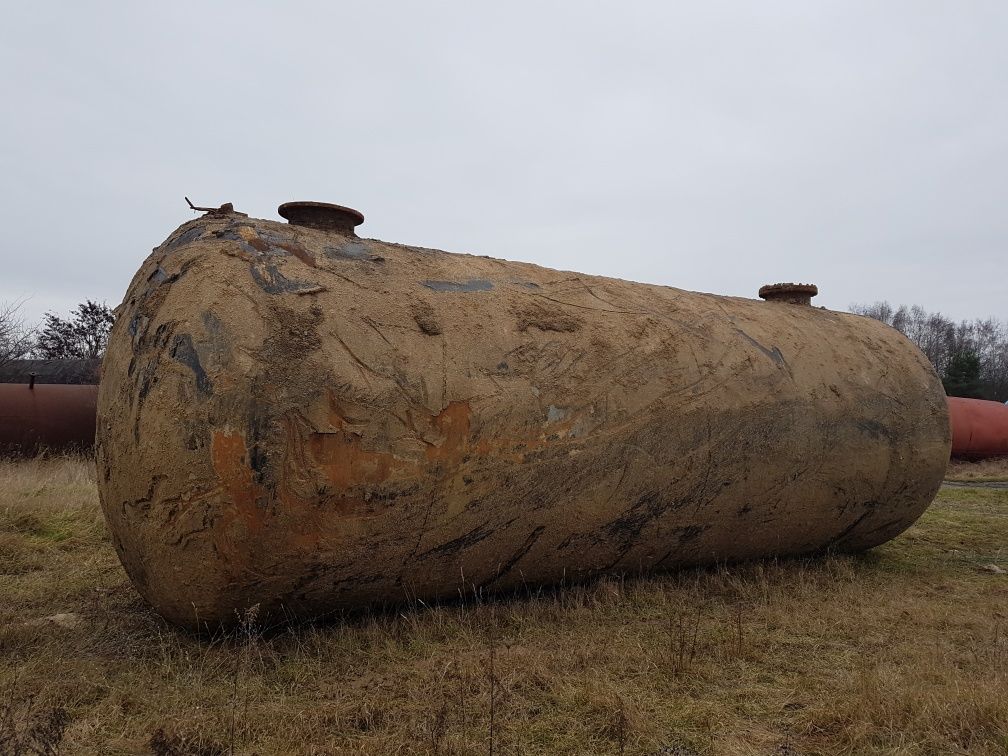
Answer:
[947,456,1008,482]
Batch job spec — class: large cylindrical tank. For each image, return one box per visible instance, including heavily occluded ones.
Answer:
[0,383,98,455]
[96,202,950,630]
[948,396,1008,459]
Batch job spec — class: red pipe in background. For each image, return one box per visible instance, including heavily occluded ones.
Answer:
[947,396,1008,460]
[0,383,98,455]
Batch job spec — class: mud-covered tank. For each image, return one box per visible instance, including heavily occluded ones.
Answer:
[96,202,950,630]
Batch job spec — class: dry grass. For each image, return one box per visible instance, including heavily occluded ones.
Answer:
[1,456,1006,755]
[946,456,1008,482]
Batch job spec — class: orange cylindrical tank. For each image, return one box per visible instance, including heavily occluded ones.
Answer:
[0,383,99,455]
[948,396,1008,460]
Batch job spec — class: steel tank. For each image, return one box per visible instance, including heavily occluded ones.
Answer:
[0,382,98,455]
[96,202,951,629]
[948,396,1008,459]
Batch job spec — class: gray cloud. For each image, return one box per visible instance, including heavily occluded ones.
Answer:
[1,1,1005,323]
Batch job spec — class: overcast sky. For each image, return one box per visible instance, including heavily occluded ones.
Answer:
[1,2,1005,324]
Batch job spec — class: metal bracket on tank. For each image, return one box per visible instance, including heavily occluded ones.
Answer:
[184,197,248,217]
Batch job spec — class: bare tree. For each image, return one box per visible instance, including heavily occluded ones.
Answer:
[851,300,1008,401]
[0,300,36,369]
[33,301,115,360]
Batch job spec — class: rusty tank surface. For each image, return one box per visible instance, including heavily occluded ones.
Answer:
[0,382,98,455]
[948,396,1008,459]
[96,201,951,630]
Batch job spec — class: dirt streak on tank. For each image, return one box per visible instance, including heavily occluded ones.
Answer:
[96,200,950,630]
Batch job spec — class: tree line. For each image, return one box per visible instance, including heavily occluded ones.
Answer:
[850,301,1008,402]
[0,300,114,368]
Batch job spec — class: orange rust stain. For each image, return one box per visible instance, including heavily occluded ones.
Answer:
[310,432,413,489]
[472,435,534,464]
[276,240,317,268]
[211,430,265,571]
[309,401,474,489]
[425,401,471,463]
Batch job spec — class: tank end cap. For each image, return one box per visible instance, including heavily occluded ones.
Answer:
[278,201,364,234]
[758,282,818,306]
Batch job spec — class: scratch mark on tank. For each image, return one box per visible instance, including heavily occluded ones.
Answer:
[422,279,494,293]
[606,491,668,543]
[325,242,384,263]
[417,523,494,560]
[653,525,708,566]
[677,524,704,542]
[483,525,546,586]
[736,329,787,367]
[825,507,875,549]
[856,419,892,439]
[246,406,272,486]
[170,334,213,397]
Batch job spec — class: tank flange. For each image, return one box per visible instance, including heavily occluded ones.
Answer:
[278,201,364,235]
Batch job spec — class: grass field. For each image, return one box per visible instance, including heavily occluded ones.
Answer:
[946,456,1008,483]
[1,456,1006,755]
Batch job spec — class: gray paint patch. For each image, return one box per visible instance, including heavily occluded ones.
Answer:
[164,227,204,251]
[546,405,567,423]
[325,241,383,262]
[170,334,212,397]
[249,263,325,295]
[422,279,494,293]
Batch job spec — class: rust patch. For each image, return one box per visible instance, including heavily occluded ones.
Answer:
[425,401,471,462]
[310,400,473,487]
[211,431,258,511]
[310,432,413,489]
[210,430,265,572]
[273,239,317,268]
